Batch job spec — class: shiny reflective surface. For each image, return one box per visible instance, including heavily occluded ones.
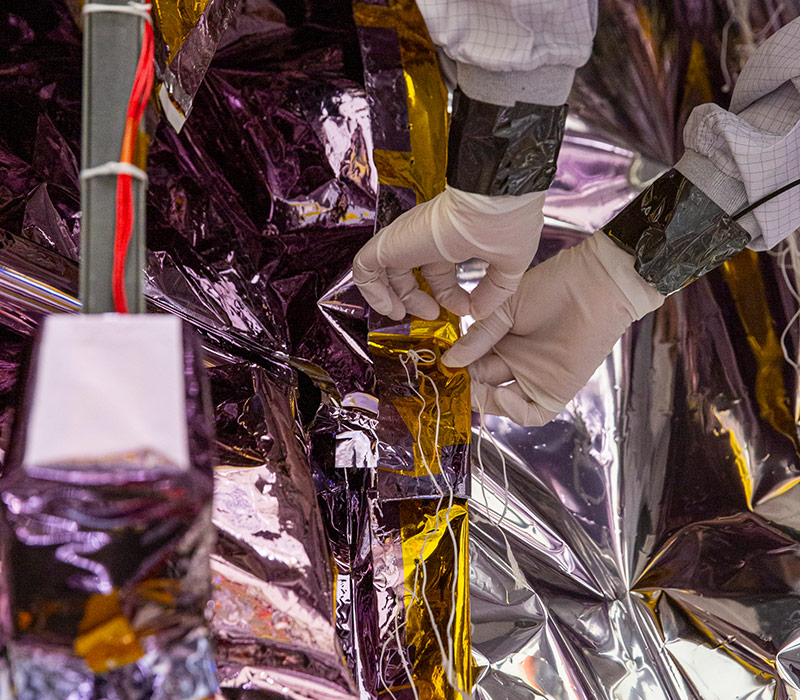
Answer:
[3,1,800,699]
[447,88,567,196]
[1,324,217,700]
[603,169,752,294]
[467,224,800,698]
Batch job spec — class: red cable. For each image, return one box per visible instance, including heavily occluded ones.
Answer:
[112,14,154,313]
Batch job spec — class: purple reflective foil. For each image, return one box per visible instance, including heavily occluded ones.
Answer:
[0,0,377,396]
[0,321,217,700]
[309,400,380,696]
[570,0,800,165]
[208,362,357,699]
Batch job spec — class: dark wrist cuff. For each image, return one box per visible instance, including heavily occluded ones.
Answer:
[602,169,751,296]
[446,87,567,196]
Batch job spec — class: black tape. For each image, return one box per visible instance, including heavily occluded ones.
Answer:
[602,169,751,295]
[446,88,567,196]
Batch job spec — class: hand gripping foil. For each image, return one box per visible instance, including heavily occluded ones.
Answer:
[602,169,752,295]
[446,87,568,196]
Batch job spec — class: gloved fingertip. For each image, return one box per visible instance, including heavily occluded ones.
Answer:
[405,295,441,321]
[494,387,548,427]
[441,346,467,368]
[468,270,519,320]
[470,292,511,321]
[440,293,471,317]
[369,299,395,317]
[432,284,470,317]
[494,387,531,426]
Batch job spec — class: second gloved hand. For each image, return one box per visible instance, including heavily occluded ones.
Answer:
[441,231,666,426]
[353,186,546,321]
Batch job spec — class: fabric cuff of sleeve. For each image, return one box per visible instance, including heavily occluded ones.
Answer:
[674,148,763,246]
[588,231,665,320]
[456,62,576,107]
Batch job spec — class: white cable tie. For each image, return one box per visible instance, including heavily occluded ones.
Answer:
[82,2,152,23]
[80,161,148,183]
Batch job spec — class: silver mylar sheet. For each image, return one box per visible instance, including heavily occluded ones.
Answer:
[468,148,800,698]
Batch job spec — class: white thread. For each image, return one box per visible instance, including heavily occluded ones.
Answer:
[475,395,527,590]
[82,2,152,23]
[777,239,800,382]
[80,161,148,183]
[398,349,470,700]
[754,2,787,40]
[379,595,419,700]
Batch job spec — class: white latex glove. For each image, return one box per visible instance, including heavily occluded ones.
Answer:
[441,231,666,426]
[353,186,546,321]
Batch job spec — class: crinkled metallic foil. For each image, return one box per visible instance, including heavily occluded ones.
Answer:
[368,339,471,500]
[0,0,377,396]
[0,322,218,700]
[602,169,752,295]
[570,0,800,165]
[467,202,800,700]
[208,362,357,700]
[351,2,472,697]
[4,2,800,699]
[153,0,239,129]
[0,7,367,694]
[446,88,567,196]
[371,498,471,700]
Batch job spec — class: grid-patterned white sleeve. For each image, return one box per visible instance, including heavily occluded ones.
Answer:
[675,18,800,251]
[418,0,597,106]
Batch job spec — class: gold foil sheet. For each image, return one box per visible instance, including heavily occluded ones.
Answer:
[354,0,472,696]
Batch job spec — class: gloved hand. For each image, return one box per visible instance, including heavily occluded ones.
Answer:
[353,186,546,322]
[441,231,666,426]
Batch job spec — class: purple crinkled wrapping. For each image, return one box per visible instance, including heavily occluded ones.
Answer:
[0,320,217,700]
[3,1,800,699]
[208,361,357,699]
[0,0,377,396]
[0,2,369,697]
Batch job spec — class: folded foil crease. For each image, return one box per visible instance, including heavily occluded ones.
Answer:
[209,362,357,699]
[1,1,378,396]
[602,169,752,295]
[1,8,372,694]
[0,322,218,700]
[313,2,474,698]
[152,0,239,128]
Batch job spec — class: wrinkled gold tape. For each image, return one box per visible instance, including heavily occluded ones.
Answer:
[354,0,472,695]
[152,0,212,62]
[388,499,471,699]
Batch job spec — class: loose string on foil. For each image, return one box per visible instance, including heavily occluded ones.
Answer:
[777,237,800,384]
[475,394,527,591]
[396,348,469,700]
[379,589,419,700]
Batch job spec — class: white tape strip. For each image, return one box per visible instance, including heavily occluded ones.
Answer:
[82,2,152,23]
[80,161,148,183]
